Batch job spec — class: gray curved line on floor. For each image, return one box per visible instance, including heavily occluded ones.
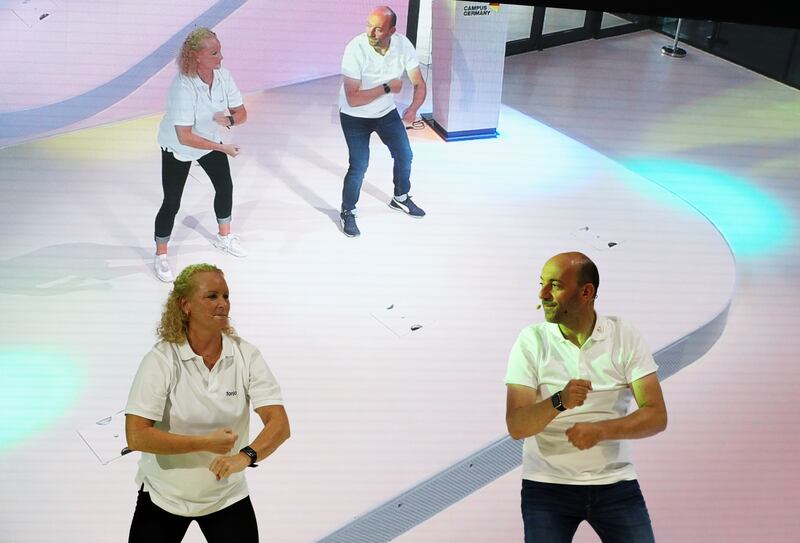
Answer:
[317,301,731,542]
[0,0,246,139]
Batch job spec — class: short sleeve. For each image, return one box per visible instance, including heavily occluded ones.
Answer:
[168,76,197,127]
[221,69,243,109]
[400,35,420,73]
[504,328,540,389]
[242,344,284,409]
[125,346,173,421]
[341,40,364,80]
[622,323,659,383]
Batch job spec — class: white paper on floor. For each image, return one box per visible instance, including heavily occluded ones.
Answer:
[77,409,131,465]
[10,0,57,28]
[571,225,623,250]
[371,303,434,338]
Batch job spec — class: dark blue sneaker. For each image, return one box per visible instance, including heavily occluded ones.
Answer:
[340,210,360,237]
[389,195,426,218]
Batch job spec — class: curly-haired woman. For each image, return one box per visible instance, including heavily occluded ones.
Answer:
[125,264,290,542]
[154,28,249,282]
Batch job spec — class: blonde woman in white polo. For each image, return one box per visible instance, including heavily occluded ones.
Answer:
[154,28,249,283]
[125,263,290,542]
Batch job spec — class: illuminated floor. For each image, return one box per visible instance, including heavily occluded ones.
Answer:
[0,30,797,543]
[400,30,800,543]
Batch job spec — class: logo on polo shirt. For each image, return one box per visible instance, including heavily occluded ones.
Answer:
[226,391,238,396]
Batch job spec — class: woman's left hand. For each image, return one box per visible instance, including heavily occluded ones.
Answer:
[209,452,250,480]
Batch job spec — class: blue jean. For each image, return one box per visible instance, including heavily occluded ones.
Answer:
[340,109,413,212]
[521,479,655,543]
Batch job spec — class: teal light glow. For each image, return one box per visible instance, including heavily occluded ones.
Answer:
[0,348,83,451]
[622,159,793,257]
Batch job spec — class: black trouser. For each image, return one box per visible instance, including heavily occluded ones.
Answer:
[128,486,258,543]
[154,149,233,243]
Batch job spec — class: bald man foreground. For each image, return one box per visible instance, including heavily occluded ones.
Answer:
[338,5,427,237]
[505,252,667,543]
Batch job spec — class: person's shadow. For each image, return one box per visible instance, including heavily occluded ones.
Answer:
[240,77,393,230]
[0,243,153,296]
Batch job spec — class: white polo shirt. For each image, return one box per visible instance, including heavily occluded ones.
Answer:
[339,33,419,118]
[157,67,243,162]
[125,334,283,516]
[505,315,658,485]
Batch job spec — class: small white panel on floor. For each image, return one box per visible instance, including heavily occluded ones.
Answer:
[571,225,624,250]
[77,409,129,465]
[371,303,435,338]
[10,0,57,28]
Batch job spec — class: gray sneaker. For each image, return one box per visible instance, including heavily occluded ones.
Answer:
[340,210,360,237]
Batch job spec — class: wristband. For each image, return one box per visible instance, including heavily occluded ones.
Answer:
[551,391,566,412]
[240,446,258,467]
[226,114,235,127]
[382,83,391,94]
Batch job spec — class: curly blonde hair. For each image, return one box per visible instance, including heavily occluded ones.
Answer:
[178,27,218,76]
[157,263,237,343]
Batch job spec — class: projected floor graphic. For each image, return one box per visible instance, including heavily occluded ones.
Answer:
[2,3,798,536]
[314,107,736,542]
[0,74,735,541]
[1,0,246,141]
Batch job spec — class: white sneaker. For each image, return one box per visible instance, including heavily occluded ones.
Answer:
[154,254,173,282]
[213,233,248,257]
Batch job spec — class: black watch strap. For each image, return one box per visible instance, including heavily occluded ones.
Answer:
[551,391,566,412]
[382,83,391,94]
[240,446,258,467]
[226,114,235,127]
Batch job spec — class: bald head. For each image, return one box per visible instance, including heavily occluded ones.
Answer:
[370,6,397,29]
[539,252,598,327]
[548,252,599,295]
[570,252,599,294]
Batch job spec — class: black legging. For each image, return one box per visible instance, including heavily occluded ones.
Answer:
[128,486,259,543]
[154,149,233,242]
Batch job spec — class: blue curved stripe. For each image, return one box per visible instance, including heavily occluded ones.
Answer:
[0,0,246,139]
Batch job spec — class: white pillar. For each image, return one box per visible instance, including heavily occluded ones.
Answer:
[430,1,509,141]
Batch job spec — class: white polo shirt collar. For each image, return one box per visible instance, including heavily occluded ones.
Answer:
[546,313,610,345]
[176,334,235,363]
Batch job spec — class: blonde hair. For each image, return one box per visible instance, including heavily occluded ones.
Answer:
[157,263,236,343]
[178,27,218,76]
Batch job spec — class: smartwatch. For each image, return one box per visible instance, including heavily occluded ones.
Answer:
[382,83,391,94]
[551,391,566,412]
[240,446,258,467]
[226,114,235,127]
